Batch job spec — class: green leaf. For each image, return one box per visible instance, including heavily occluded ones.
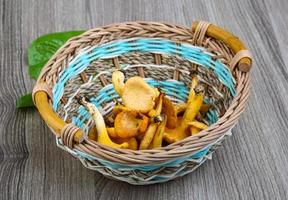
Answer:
[28,30,85,79]
[16,93,34,108]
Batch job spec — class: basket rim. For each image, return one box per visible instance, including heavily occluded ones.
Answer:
[33,21,251,164]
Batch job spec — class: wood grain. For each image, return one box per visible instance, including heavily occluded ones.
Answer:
[0,0,288,199]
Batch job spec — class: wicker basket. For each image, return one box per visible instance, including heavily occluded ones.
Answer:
[32,21,252,185]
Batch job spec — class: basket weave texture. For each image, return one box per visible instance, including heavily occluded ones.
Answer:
[33,21,252,185]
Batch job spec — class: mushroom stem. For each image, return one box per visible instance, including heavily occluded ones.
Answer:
[112,70,125,95]
[176,103,211,115]
[188,121,208,130]
[138,114,149,133]
[181,84,204,128]
[187,75,199,103]
[139,123,159,150]
[150,115,167,149]
[139,94,163,150]
[190,126,200,135]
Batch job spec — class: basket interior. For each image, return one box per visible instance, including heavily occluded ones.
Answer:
[51,37,236,137]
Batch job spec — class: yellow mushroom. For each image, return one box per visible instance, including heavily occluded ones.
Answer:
[176,103,187,115]
[112,103,133,115]
[163,117,188,143]
[106,127,117,138]
[176,103,211,116]
[138,114,149,133]
[112,70,125,95]
[163,84,205,143]
[113,110,150,138]
[78,97,128,148]
[187,75,199,103]
[188,120,209,130]
[112,137,138,150]
[190,126,201,135]
[88,126,98,141]
[112,70,159,113]
[175,75,201,116]
[149,115,167,149]
[162,96,177,129]
[107,122,142,149]
[148,109,157,117]
[188,120,208,136]
[182,84,205,127]
[139,124,159,150]
[122,76,159,112]
[139,93,163,150]
[114,111,141,139]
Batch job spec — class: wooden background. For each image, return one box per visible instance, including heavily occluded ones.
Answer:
[1,0,288,199]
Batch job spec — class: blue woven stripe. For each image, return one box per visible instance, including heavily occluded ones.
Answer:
[74,146,210,171]
[52,38,236,110]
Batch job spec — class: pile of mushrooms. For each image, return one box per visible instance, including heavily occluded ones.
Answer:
[79,71,211,150]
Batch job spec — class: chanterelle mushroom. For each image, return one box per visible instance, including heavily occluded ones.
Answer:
[149,115,167,149]
[77,96,129,149]
[114,111,140,138]
[188,120,208,136]
[139,93,163,150]
[163,84,205,143]
[112,70,125,95]
[112,70,159,113]
[122,76,159,112]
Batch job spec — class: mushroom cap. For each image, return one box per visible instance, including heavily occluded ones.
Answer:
[163,117,189,144]
[114,111,140,138]
[122,76,159,113]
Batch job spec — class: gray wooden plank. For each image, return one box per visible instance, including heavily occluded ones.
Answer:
[266,0,288,67]
[0,0,288,199]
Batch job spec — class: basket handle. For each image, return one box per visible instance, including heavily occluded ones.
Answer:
[33,82,84,145]
[192,21,252,72]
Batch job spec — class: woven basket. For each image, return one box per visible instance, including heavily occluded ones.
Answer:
[32,21,252,185]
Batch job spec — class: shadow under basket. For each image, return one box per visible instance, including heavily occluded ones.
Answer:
[32,21,252,185]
